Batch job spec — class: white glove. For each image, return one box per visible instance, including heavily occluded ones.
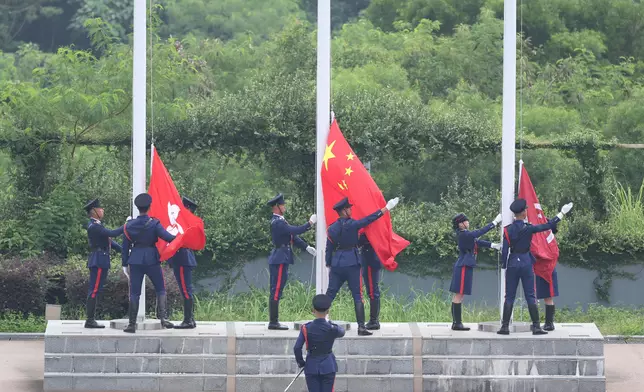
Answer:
[126,216,132,222]
[309,214,317,224]
[491,243,502,251]
[492,213,502,226]
[306,246,316,256]
[385,197,400,211]
[557,202,573,219]
[122,266,129,279]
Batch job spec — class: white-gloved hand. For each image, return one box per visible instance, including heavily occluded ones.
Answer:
[386,197,400,211]
[557,202,573,219]
[122,266,129,279]
[491,243,502,250]
[309,214,317,224]
[126,216,132,222]
[306,246,316,256]
[492,213,502,226]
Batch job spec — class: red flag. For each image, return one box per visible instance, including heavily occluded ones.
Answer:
[518,162,559,284]
[321,119,410,271]
[147,146,206,261]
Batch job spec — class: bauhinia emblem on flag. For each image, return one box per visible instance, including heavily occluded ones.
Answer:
[321,119,410,271]
[518,161,559,284]
[148,146,206,261]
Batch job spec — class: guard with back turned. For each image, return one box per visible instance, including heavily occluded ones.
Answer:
[358,233,382,330]
[266,193,317,330]
[325,196,400,336]
[167,196,199,329]
[498,198,573,335]
[83,199,124,328]
[121,193,177,333]
[293,294,345,392]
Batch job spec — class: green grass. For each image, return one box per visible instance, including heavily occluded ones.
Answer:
[2,282,644,335]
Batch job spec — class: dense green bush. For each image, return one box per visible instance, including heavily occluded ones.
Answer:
[0,257,50,315]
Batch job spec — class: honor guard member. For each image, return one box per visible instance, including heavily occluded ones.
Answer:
[449,213,502,331]
[294,294,345,392]
[358,233,382,330]
[121,193,177,333]
[168,196,199,329]
[83,199,124,329]
[325,196,400,336]
[267,193,317,330]
[537,222,563,331]
[498,198,573,335]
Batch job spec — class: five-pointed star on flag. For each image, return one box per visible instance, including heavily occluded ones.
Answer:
[323,140,337,171]
[345,166,353,176]
[346,152,355,161]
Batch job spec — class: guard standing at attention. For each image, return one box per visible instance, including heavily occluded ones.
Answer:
[449,213,502,331]
[359,233,382,330]
[121,193,177,333]
[294,294,345,392]
[83,199,124,329]
[498,198,573,335]
[267,193,317,330]
[325,196,400,336]
[168,196,199,329]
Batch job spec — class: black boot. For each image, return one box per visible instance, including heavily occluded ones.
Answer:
[84,296,105,329]
[365,299,380,330]
[497,303,513,335]
[543,304,555,331]
[356,302,373,336]
[190,298,197,328]
[174,298,195,329]
[268,299,288,330]
[157,294,174,329]
[451,303,470,331]
[123,301,138,333]
[528,304,547,335]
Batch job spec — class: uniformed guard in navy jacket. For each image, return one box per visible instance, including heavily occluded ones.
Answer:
[83,199,124,329]
[498,198,573,335]
[167,196,199,329]
[358,233,382,330]
[294,294,345,392]
[449,213,502,331]
[121,193,177,333]
[325,196,400,336]
[266,193,316,330]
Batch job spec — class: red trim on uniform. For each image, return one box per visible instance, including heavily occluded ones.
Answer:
[367,266,375,300]
[123,223,132,241]
[459,266,466,295]
[503,227,511,245]
[91,268,103,298]
[473,242,478,255]
[274,265,284,301]
[359,274,364,303]
[327,235,334,243]
[302,325,309,350]
[180,266,190,299]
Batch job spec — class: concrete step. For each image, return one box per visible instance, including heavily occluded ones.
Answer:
[44,373,605,392]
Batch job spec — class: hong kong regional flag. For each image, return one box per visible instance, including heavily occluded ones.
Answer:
[518,161,559,284]
[321,119,410,271]
[148,146,206,261]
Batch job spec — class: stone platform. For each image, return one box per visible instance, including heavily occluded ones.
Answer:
[44,320,605,392]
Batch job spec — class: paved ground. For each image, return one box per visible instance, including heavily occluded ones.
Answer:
[0,341,639,391]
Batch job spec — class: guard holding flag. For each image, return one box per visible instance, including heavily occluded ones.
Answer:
[267,193,317,330]
[498,198,573,335]
[294,294,345,392]
[359,233,382,330]
[83,199,124,329]
[449,213,502,331]
[168,196,199,329]
[325,196,400,336]
[121,193,177,333]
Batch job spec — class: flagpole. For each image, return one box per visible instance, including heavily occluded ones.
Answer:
[500,0,517,321]
[132,0,147,321]
[315,0,331,295]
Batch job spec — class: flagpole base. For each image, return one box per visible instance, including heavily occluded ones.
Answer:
[294,320,351,331]
[478,321,532,333]
[109,319,164,330]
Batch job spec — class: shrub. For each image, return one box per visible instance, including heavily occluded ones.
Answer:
[0,257,50,315]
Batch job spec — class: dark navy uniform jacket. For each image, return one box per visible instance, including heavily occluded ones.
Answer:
[86,218,123,269]
[454,223,495,268]
[121,215,176,267]
[358,233,381,269]
[268,214,311,265]
[325,210,384,268]
[168,248,197,268]
[294,318,346,375]
[501,217,560,268]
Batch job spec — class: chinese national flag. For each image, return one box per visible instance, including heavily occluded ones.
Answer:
[518,162,559,284]
[321,119,410,271]
[148,146,206,261]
